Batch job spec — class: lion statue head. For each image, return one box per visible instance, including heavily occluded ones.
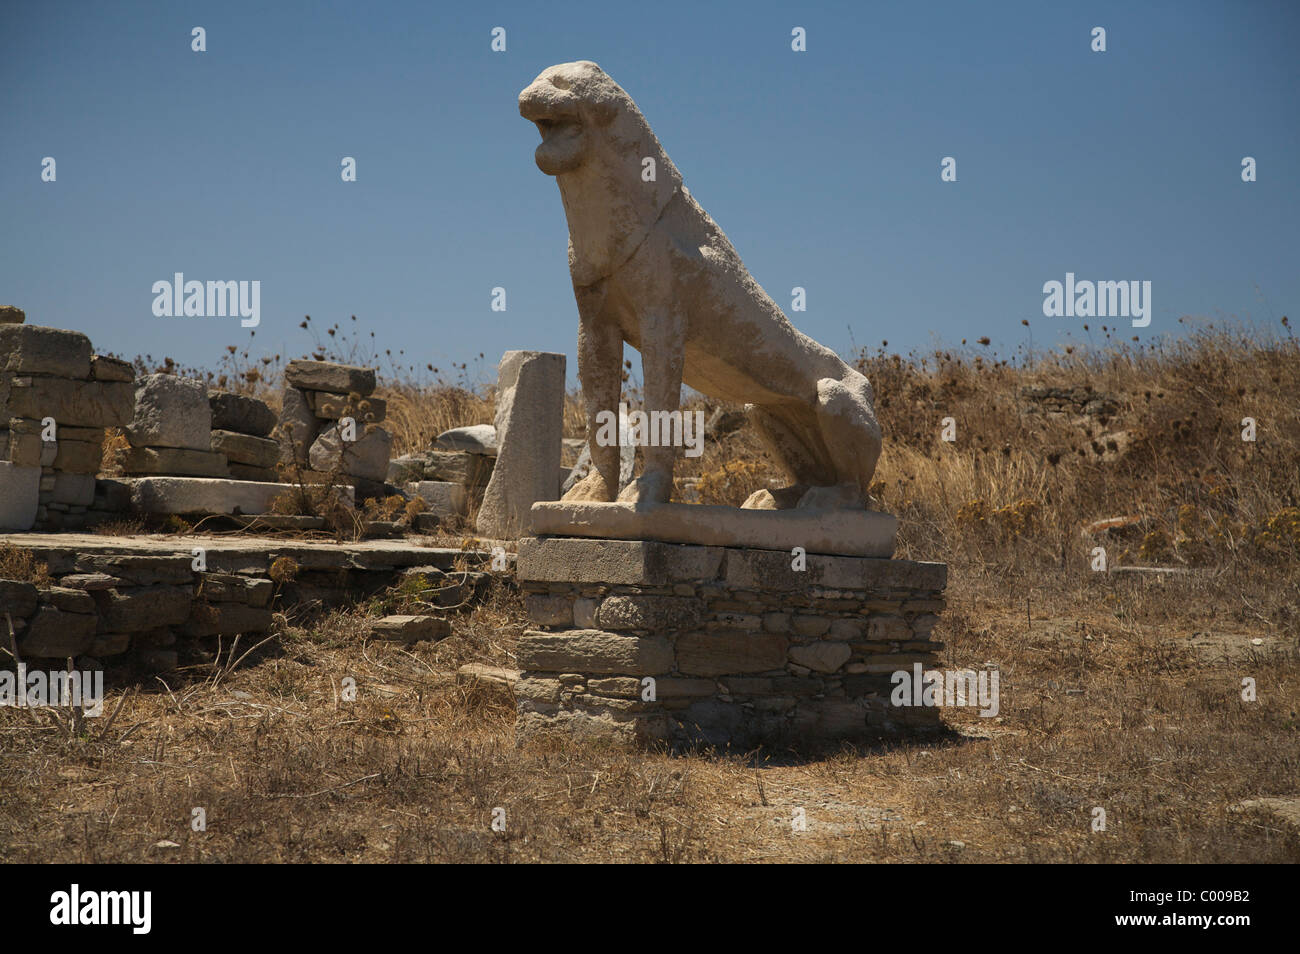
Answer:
[520,61,683,286]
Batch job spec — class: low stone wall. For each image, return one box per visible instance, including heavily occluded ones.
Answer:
[1,535,494,670]
[515,536,948,748]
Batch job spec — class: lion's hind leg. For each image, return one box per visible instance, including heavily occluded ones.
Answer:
[740,402,833,509]
[803,375,882,508]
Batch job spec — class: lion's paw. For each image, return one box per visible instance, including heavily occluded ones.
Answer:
[561,470,615,503]
[616,470,673,506]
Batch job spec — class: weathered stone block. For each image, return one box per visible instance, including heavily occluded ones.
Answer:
[424,450,494,487]
[276,387,319,463]
[476,350,565,539]
[369,614,450,643]
[1,375,134,428]
[0,461,40,530]
[208,390,276,437]
[45,472,95,506]
[525,594,573,627]
[196,574,273,607]
[0,580,39,617]
[90,354,134,382]
[77,555,191,586]
[210,429,280,469]
[675,631,787,677]
[517,537,724,585]
[434,424,496,456]
[19,606,98,657]
[722,548,945,592]
[40,586,96,614]
[787,641,851,673]
[98,585,193,632]
[866,614,911,641]
[517,629,673,675]
[228,463,279,483]
[128,476,323,515]
[0,325,92,378]
[127,373,212,449]
[285,360,375,395]
[308,423,391,481]
[121,446,229,477]
[52,437,103,474]
[596,594,705,631]
[791,614,831,637]
[588,676,643,698]
[408,480,466,517]
[88,631,131,656]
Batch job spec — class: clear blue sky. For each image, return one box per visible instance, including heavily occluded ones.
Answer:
[2,0,1297,389]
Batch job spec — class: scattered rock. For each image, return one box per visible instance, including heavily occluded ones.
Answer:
[370,614,451,643]
[457,663,520,692]
[434,424,497,456]
[408,480,467,517]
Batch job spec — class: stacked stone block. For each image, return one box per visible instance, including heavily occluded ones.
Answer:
[0,556,272,671]
[209,390,280,481]
[0,323,135,531]
[279,359,391,499]
[516,537,948,747]
[0,539,495,670]
[389,424,498,521]
[122,373,228,478]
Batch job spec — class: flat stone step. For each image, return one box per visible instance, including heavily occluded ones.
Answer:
[529,500,898,558]
[125,476,354,515]
[0,532,492,576]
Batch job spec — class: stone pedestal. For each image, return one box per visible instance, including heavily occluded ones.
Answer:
[515,536,948,748]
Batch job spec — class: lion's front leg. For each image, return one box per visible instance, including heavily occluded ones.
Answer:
[564,285,624,503]
[617,309,684,506]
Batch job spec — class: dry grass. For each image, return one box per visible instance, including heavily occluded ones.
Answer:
[2,320,1296,862]
[1,565,1295,862]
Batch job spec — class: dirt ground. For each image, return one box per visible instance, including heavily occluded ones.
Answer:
[2,560,1296,864]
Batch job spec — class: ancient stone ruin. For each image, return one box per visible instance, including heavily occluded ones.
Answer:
[0,322,134,531]
[0,308,501,673]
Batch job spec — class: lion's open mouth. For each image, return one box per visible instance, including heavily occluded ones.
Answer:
[534,117,582,146]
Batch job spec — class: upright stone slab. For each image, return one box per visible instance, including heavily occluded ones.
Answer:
[277,386,320,464]
[515,536,948,747]
[476,351,565,538]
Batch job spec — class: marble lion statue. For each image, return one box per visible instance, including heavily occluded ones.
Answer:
[519,60,882,511]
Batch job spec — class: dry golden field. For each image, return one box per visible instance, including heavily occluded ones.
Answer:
[2,321,1296,863]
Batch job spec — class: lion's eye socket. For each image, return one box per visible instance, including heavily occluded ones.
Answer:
[550,75,571,90]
